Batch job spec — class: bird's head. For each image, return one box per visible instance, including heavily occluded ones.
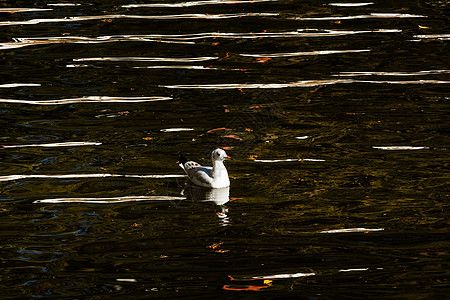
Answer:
[212,148,231,162]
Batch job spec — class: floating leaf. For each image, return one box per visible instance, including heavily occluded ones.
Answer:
[257,57,271,63]
[223,135,243,141]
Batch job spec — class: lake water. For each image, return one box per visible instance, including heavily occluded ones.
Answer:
[1,1,449,298]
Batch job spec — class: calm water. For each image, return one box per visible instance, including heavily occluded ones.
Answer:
[1,0,449,298]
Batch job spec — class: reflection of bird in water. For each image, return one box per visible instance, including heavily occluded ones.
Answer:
[181,185,230,225]
[178,149,230,188]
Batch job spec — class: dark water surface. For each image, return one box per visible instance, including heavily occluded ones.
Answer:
[1,0,449,298]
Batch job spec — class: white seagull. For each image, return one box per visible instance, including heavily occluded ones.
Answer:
[178,148,231,188]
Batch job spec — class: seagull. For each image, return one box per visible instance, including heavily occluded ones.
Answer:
[178,148,231,188]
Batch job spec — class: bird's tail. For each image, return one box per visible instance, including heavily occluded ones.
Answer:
[178,152,188,166]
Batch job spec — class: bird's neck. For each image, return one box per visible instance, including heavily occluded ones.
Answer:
[212,160,227,178]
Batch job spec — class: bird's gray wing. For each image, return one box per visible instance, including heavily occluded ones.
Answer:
[187,166,213,186]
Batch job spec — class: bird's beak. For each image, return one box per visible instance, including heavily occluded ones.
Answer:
[225,156,231,160]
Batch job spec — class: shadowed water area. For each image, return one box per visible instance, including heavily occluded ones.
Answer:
[0,0,449,298]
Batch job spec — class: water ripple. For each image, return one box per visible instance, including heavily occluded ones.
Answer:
[334,70,450,77]
[252,272,316,279]
[0,29,401,49]
[295,13,427,21]
[0,8,52,13]
[47,3,81,6]
[1,142,101,149]
[160,128,195,132]
[67,64,220,69]
[372,146,430,150]
[163,79,450,89]
[164,79,357,89]
[73,56,218,62]
[0,83,41,88]
[321,228,384,233]
[33,195,187,204]
[240,49,370,58]
[0,13,277,26]
[122,0,277,8]
[0,96,172,105]
[328,2,374,7]
[0,174,186,182]
[412,34,450,41]
[253,158,325,162]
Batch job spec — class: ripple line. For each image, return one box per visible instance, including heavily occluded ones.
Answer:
[334,70,450,77]
[252,272,316,279]
[0,83,41,88]
[73,56,218,62]
[164,79,357,89]
[412,34,450,41]
[328,2,374,6]
[160,128,195,132]
[240,49,370,58]
[253,158,326,162]
[0,13,277,26]
[0,96,172,105]
[360,80,450,84]
[67,64,220,69]
[321,228,384,233]
[339,268,370,272]
[0,29,401,49]
[133,65,218,70]
[33,195,187,204]
[47,3,81,6]
[163,79,450,89]
[1,142,101,149]
[0,8,52,13]
[372,146,429,150]
[295,13,426,21]
[0,173,186,182]
[123,0,277,8]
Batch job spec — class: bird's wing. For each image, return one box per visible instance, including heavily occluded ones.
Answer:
[185,164,213,186]
[189,168,214,186]
[179,159,214,187]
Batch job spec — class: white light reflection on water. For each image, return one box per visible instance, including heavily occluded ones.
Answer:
[0,8,52,13]
[335,70,450,77]
[164,78,450,89]
[372,146,430,150]
[252,272,316,279]
[33,196,187,204]
[73,56,218,62]
[47,3,81,6]
[67,64,219,70]
[164,79,357,89]
[116,279,137,282]
[1,142,101,149]
[339,268,370,272]
[328,2,374,6]
[0,13,277,26]
[253,158,326,162]
[0,174,186,182]
[160,128,195,132]
[412,34,450,41]
[321,228,384,233]
[361,80,450,84]
[0,83,41,88]
[123,0,277,8]
[133,65,219,70]
[0,29,402,49]
[240,49,370,58]
[164,79,450,89]
[296,13,427,21]
[0,96,172,105]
